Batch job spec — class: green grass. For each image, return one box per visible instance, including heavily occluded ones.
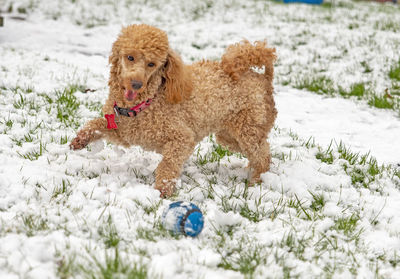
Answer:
[80,248,148,279]
[316,141,334,164]
[56,252,78,279]
[3,84,85,135]
[309,191,326,212]
[17,139,47,161]
[315,150,334,164]
[292,194,313,221]
[194,135,239,167]
[11,132,35,147]
[55,86,81,128]
[217,237,267,278]
[295,76,334,95]
[238,200,267,223]
[339,83,368,99]
[334,214,361,237]
[58,134,70,145]
[130,168,155,185]
[20,213,49,237]
[389,59,400,81]
[374,20,400,32]
[320,2,333,9]
[13,93,26,109]
[10,87,41,113]
[217,184,281,223]
[98,216,121,248]
[57,219,148,278]
[348,22,360,30]
[361,61,373,73]
[136,221,179,242]
[314,140,386,190]
[5,118,13,128]
[293,66,400,113]
[391,83,400,96]
[52,179,73,201]
[133,199,162,215]
[338,142,384,189]
[10,122,44,147]
[279,232,308,261]
[368,95,395,110]
[295,76,400,112]
[337,143,361,165]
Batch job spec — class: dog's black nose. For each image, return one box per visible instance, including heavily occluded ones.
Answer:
[131,80,143,90]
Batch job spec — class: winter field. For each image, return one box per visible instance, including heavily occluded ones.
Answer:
[1,0,400,278]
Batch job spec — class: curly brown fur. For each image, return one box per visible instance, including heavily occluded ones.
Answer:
[221,40,276,83]
[70,24,277,198]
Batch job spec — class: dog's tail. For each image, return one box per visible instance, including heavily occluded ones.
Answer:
[221,40,276,84]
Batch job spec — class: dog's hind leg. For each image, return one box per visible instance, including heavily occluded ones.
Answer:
[227,110,273,185]
[246,140,272,185]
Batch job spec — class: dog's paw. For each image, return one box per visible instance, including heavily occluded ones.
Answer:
[247,177,262,187]
[155,180,176,198]
[69,131,91,150]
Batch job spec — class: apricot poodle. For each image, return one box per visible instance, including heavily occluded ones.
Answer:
[70,24,277,197]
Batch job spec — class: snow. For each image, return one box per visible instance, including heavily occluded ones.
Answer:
[1,0,400,278]
[276,87,400,164]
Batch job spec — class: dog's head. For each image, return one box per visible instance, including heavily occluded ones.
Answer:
[109,24,192,106]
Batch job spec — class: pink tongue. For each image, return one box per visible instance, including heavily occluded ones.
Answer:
[124,90,137,101]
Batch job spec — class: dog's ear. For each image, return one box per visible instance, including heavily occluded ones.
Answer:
[163,49,192,104]
[109,41,122,86]
[103,41,123,115]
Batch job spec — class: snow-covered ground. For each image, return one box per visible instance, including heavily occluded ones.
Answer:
[276,86,400,164]
[1,0,400,278]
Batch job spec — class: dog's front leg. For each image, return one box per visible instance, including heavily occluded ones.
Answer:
[155,132,195,198]
[70,118,110,150]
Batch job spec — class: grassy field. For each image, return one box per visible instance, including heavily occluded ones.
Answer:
[1,0,400,278]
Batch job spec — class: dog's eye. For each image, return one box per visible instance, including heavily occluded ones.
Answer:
[127,56,134,61]
[148,62,155,67]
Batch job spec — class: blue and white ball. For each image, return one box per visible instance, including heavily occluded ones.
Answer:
[162,201,204,237]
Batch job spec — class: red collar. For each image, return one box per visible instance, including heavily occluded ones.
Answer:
[113,99,152,117]
[105,99,152,129]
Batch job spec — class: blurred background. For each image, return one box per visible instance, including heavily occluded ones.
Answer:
[1,0,399,114]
